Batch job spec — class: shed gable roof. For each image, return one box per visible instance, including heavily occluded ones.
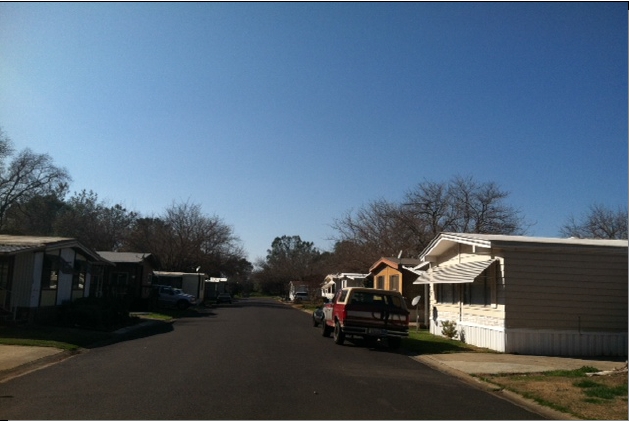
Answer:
[369,257,421,273]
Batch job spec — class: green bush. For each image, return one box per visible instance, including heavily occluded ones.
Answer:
[441,320,458,339]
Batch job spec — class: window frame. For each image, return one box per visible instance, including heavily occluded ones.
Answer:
[389,274,400,291]
[41,251,61,290]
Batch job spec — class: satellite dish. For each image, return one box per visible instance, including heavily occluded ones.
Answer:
[411,295,421,306]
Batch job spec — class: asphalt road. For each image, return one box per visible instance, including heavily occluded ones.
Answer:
[0,298,543,419]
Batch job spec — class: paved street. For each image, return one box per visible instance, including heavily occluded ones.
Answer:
[0,298,543,419]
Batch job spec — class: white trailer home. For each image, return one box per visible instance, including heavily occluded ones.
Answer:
[320,273,369,300]
[414,233,627,357]
[152,271,207,301]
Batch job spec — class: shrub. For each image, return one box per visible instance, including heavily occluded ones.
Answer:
[441,320,459,339]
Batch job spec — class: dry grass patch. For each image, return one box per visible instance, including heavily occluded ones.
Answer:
[480,367,627,420]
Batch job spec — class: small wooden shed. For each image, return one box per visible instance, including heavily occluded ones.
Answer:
[369,257,426,327]
[414,233,628,357]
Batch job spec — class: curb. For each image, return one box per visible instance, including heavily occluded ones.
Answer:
[0,349,78,384]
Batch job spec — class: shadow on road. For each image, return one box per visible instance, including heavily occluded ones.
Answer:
[212,298,294,310]
[96,320,176,348]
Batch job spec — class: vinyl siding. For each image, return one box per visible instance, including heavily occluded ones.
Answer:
[503,248,627,331]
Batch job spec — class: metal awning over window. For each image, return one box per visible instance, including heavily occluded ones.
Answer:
[413,259,497,284]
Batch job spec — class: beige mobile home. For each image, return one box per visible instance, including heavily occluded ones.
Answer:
[414,233,628,357]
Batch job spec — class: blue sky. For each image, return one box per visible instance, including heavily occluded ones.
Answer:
[0,2,626,262]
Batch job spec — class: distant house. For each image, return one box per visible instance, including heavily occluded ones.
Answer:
[288,281,309,301]
[369,257,426,327]
[414,232,628,357]
[0,235,111,322]
[205,277,228,300]
[95,252,157,308]
[152,271,207,301]
[321,273,369,300]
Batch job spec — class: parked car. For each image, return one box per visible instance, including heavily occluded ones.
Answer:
[153,285,197,310]
[320,287,409,349]
[292,292,309,302]
[216,293,232,304]
[312,305,325,327]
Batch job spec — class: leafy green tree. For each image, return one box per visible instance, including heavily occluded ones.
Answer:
[3,193,66,236]
[253,235,327,297]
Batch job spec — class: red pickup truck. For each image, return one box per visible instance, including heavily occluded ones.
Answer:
[320,287,410,349]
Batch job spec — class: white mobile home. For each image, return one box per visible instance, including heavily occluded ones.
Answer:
[152,271,207,301]
[320,273,368,300]
[414,233,627,357]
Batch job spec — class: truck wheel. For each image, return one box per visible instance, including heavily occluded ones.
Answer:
[388,337,401,350]
[321,321,332,337]
[177,300,190,310]
[333,321,345,345]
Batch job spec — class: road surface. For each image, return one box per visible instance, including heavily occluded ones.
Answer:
[0,298,543,419]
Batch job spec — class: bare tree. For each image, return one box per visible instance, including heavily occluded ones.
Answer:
[331,175,529,267]
[330,199,420,270]
[0,128,71,231]
[447,175,527,234]
[403,175,528,236]
[132,200,246,274]
[560,204,628,239]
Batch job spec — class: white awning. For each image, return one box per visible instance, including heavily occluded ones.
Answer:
[413,259,497,284]
[321,280,336,288]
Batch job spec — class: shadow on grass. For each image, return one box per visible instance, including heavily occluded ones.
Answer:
[0,317,175,351]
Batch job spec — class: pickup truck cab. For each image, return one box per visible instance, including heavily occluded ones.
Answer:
[321,287,409,349]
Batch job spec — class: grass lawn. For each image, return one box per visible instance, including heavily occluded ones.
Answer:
[478,367,628,420]
[402,329,493,354]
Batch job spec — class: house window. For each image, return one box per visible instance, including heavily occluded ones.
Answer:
[376,276,385,289]
[41,251,60,289]
[111,273,129,287]
[389,275,400,291]
[436,283,457,304]
[463,269,492,306]
[72,254,87,290]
